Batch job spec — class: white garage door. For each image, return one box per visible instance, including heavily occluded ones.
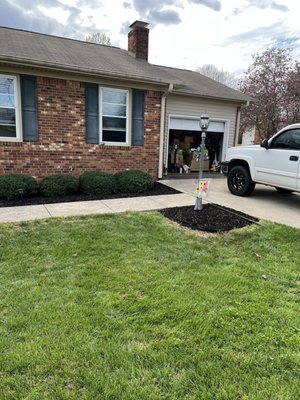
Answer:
[169,117,225,133]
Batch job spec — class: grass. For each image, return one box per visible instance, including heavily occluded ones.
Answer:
[0,212,299,399]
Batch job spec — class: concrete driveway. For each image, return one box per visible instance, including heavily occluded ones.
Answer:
[162,175,300,229]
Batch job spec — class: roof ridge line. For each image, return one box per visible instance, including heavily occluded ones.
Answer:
[0,25,121,50]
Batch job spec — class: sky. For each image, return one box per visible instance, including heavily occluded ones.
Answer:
[1,0,300,76]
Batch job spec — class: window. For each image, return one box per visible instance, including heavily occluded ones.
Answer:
[86,85,144,146]
[0,74,20,140]
[271,129,300,150]
[100,87,128,144]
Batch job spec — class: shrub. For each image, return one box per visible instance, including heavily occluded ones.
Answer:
[0,174,37,200]
[79,171,116,195]
[114,170,153,193]
[39,174,79,197]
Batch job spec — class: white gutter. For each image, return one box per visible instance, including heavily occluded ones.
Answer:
[234,106,241,146]
[158,83,173,179]
[0,57,175,87]
[234,101,250,146]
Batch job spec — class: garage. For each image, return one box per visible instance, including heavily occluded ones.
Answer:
[165,115,228,175]
[155,65,251,179]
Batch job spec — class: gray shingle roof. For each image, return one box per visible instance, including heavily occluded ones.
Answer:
[156,65,251,102]
[0,26,251,103]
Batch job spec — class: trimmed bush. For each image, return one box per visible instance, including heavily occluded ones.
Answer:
[39,174,79,197]
[114,170,153,193]
[79,171,116,195]
[0,174,37,200]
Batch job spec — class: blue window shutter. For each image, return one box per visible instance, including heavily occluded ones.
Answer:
[132,90,144,146]
[85,83,99,144]
[20,75,38,141]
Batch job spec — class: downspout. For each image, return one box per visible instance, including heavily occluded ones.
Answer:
[235,101,249,146]
[158,83,173,179]
[234,106,241,146]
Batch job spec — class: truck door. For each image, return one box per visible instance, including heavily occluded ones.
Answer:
[255,128,300,190]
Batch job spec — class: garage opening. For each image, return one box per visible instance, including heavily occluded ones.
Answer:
[166,117,225,175]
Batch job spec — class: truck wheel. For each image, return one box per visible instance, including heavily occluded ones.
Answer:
[228,165,255,196]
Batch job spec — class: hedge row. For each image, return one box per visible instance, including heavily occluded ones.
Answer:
[0,170,153,200]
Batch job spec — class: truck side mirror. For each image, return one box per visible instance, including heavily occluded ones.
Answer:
[261,138,269,149]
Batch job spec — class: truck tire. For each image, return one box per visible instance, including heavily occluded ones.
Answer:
[228,165,255,196]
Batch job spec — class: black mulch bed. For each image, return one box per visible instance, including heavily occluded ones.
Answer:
[160,204,260,233]
[0,182,180,208]
[0,182,260,232]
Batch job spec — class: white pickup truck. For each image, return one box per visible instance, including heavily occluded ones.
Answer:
[221,124,300,196]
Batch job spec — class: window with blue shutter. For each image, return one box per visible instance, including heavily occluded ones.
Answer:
[0,73,21,140]
[100,87,128,144]
[85,83,99,144]
[20,75,38,141]
[86,85,144,146]
[132,89,144,146]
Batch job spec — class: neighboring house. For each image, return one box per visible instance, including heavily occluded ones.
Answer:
[242,127,256,146]
[241,127,264,146]
[0,21,251,180]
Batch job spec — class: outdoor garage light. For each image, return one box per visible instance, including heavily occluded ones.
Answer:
[200,113,210,132]
[194,113,210,210]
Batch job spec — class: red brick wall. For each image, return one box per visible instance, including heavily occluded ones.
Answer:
[0,76,162,180]
[128,26,149,60]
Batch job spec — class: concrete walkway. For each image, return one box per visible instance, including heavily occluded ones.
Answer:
[0,176,299,228]
[0,193,195,224]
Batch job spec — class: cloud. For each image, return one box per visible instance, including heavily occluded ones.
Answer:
[0,0,60,32]
[275,37,300,49]
[222,22,299,52]
[222,23,281,46]
[0,0,96,38]
[75,0,104,9]
[248,0,289,11]
[148,9,181,25]
[123,2,132,9]
[188,0,221,12]
[120,20,131,35]
[16,0,61,7]
[133,0,177,14]
[133,0,222,15]
[132,0,182,25]
[232,0,288,16]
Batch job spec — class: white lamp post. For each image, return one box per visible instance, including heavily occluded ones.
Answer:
[194,113,210,210]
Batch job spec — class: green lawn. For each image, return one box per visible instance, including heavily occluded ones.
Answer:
[0,212,299,399]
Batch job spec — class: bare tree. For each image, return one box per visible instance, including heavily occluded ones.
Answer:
[196,64,239,89]
[85,32,111,46]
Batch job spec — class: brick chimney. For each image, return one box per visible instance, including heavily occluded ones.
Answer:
[128,21,149,61]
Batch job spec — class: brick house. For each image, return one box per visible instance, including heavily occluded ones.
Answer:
[0,21,251,180]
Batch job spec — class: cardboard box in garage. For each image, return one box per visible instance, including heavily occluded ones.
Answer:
[190,158,210,172]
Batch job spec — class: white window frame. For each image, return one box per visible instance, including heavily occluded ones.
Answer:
[0,73,22,141]
[99,86,129,145]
